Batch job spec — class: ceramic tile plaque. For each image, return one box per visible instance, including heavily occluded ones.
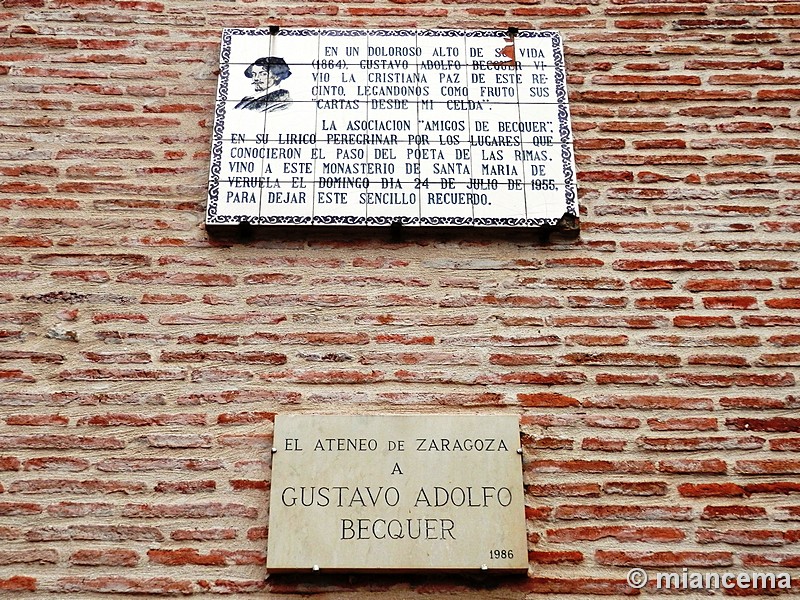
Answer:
[207,28,577,228]
[267,414,527,572]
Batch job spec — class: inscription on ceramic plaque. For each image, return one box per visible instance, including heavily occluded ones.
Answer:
[207,28,577,228]
[267,414,527,572]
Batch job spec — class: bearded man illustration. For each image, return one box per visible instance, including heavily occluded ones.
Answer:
[235,56,292,112]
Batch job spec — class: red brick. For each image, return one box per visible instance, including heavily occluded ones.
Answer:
[741,260,796,272]
[678,483,748,498]
[518,392,579,407]
[548,525,683,543]
[719,396,787,409]
[766,298,800,309]
[688,353,749,367]
[615,20,664,29]
[668,372,795,387]
[147,548,264,566]
[776,507,800,520]
[702,506,768,520]
[0,456,20,471]
[10,479,146,495]
[555,505,692,521]
[5,414,69,426]
[528,483,601,498]
[620,240,681,252]
[746,483,800,495]
[229,479,268,491]
[529,551,584,564]
[59,368,186,381]
[582,438,626,452]
[697,528,787,546]
[727,418,800,433]
[122,503,258,519]
[702,296,758,310]
[640,436,765,451]
[0,435,125,449]
[217,411,275,425]
[246,527,268,541]
[566,295,627,308]
[648,417,717,431]
[45,502,114,517]
[684,278,773,291]
[0,576,36,592]
[171,528,237,541]
[634,296,694,310]
[529,460,653,474]
[560,352,679,367]
[565,334,629,346]
[56,576,192,595]
[743,316,800,327]
[70,549,138,567]
[584,416,640,429]
[596,550,733,567]
[519,276,625,290]
[614,259,734,271]
[742,553,800,568]
[525,436,573,451]
[23,457,89,471]
[146,548,221,566]
[78,413,205,427]
[780,278,800,289]
[674,315,736,328]
[118,271,235,286]
[630,277,673,290]
[161,350,286,364]
[548,315,669,328]
[584,394,712,410]
[735,460,800,475]
[758,352,800,366]
[0,549,57,565]
[603,481,667,496]
[0,369,35,382]
[770,438,800,451]
[658,459,727,474]
[0,502,42,516]
[154,480,217,493]
[141,293,192,304]
[599,372,658,384]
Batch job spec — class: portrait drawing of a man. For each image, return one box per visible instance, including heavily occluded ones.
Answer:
[235,56,292,112]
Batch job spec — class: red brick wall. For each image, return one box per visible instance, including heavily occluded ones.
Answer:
[1,0,799,596]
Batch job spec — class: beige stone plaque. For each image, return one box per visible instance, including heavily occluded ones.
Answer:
[267,414,527,572]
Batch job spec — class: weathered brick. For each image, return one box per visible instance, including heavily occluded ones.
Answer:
[639,436,765,451]
[697,528,788,546]
[702,506,768,520]
[69,549,139,567]
[528,460,655,474]
[0,577,36,592]
[555,505,693,521]
[56,576,192,595]
[603,481,667,496]
[596,550,733,567]
[678,483,748,498]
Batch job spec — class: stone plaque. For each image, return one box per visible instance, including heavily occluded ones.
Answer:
[267,414,527,572]
[207,28,577,228]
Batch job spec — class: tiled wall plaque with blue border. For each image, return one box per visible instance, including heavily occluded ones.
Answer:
[207,28,578,228]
